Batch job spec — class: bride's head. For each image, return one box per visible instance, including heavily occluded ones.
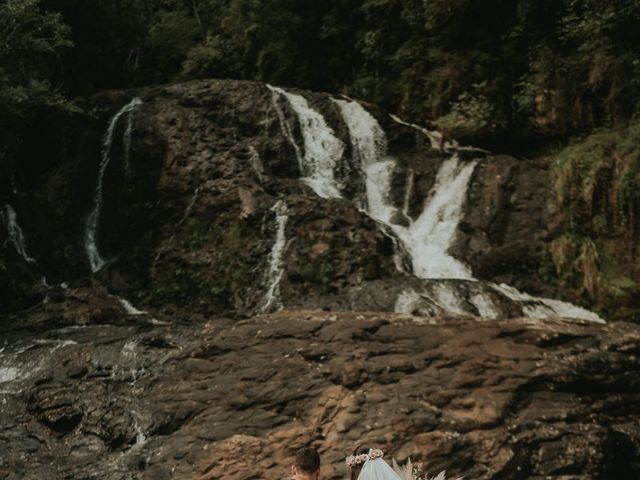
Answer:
[347,445,371,480]
[346,447,401,480]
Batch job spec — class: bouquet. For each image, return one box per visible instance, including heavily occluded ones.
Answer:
[392,458,463,480]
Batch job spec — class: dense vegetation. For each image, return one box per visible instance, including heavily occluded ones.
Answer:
[3,0,640,145]
[2,0,639,318]
[553,122,640,318]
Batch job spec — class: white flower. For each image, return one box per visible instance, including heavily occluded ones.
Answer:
[345,449,384,467]
[368,449,384,460]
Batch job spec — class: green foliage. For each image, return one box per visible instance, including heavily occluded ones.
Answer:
[552,119,640,318]
[3,0,640,315]
[0,0,71,116]
[2,0,635,149]
[178,35,225,80]
[146,9,201,80]
[434,84,499,140]
[0,0,73,179]
[1,0,71,64]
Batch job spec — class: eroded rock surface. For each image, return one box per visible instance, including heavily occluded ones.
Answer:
[0,79,595,320]
[1,290,638,479]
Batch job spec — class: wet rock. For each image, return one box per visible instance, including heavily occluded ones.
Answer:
[1,295,638,479]
[0,78,598,321]
[455,155,559,297]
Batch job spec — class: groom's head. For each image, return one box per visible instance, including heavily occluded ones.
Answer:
[293,447,320,479]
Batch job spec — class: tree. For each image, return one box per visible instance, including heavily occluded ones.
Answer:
[0,0,72,187]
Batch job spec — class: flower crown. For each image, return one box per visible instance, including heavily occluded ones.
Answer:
[345,448,384,468]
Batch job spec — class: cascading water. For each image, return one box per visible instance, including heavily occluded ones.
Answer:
[267,85,344,198]
[392,114,604,322]
[122,106,137,177]
[469,293,500,319]
[492,283,604,324]
[116,296,147,316]
[333,98,477,279]
[402,155,477,279]
[331,99,396,221]
[271,87,603,323]
[402,169,414,221]
[3,204,36,265]
[85,98,142,273]
[261,200,289,313]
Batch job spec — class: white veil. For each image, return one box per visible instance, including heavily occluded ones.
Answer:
[357,457,402,480]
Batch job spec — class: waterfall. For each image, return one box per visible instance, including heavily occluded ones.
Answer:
[493,283,604,324]
[332,99,396,221]
[394,289,432,316]
[264,85,603,323]
[3,204,36,265]
[402,168,414,221]
[267,85,344,198]
[333,98,603,322]
[395,119,604,321]
[122,106,137,177]
[469,293,500,319]
[248,146,268,184]
[261,200,289,313]
[432,283,468,315]
[394,284,500,319]
[85,98,142,273]
[402,155,477,279]
[131,411,148,448]
[116,297,147,316]
[333,99,476,279]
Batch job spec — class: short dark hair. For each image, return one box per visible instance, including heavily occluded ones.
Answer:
[295,447,320,473]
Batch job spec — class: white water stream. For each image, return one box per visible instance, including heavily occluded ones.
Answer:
[116,297,147,316]
[3,204,36,265]
[402,168,415,221]
[261,200,289,312]
[492,283,604,323]
[85,98,142,273]
[122,107,137,177]
[268,85,344,198]
[334,99,476,279]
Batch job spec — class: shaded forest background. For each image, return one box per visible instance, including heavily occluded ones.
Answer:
[5,0,640,146]
[2,0,640,318]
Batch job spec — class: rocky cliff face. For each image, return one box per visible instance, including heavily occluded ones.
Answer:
[0,79,598,321]
[1,79,637,479]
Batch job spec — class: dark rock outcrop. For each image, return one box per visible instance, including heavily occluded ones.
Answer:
[0,290,638,479]
[0,79,595,319]
[453,155,561,297]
